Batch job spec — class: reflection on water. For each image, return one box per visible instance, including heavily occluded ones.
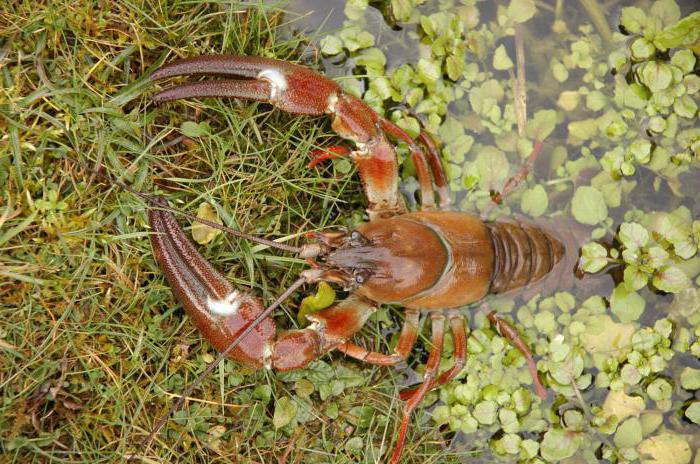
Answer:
[282,0,699,462]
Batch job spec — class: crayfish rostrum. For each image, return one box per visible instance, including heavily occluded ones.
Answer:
[146,55,576,463]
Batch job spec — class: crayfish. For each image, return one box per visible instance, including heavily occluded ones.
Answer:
[143,55,575,463]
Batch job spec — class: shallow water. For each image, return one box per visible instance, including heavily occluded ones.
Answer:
[280,0,699,462]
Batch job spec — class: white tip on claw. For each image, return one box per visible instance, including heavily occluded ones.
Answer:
[207,290,243,316]
[326,93,338,113]
[257,69,288,102]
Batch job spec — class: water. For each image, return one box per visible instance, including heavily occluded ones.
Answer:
[279,1,699,462]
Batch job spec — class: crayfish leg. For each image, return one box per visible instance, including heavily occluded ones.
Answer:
[336,308,420,365]
[398,310,467,400]
[416,130,452,209]
[271,296,377,370]
[486,308,548,400]
[390,311,446,464]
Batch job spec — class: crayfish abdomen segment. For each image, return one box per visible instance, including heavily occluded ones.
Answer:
[487,220,565,294]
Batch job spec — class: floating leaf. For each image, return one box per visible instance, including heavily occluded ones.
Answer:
[520,185,548,217]
[493,44,514,70]
[580,242,608,273]
[506,0,536,23]
[527,109,557,141]
[646,378,672,401]
[571,186,608,225]
[638,61,674,92]
[610,283,646,322]
[680,368,700,390]
[614,418,643,449]
[344,0,368,20]
[320,36,343,55]
[472,400,497,425]
[670,50,696,74]
[191,203,222,245]
[637,433,692,464]
[619,222,649,251]
[685,402,700,425]
[391,0,416,22]
[602,390,645,421]
[630,38,656,60]
[540,429,581,461]
[653,11,700,50]
[653,266,691,293]
[446,55,465,81]
[475,147,509,191]
[620,7,646,34]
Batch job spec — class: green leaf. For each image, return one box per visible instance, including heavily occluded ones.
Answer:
[653,11,700,50]
[624,265,649,291]
[568,119,598,141]
[638,61,674,92]
[527,109,557,141]
[614,418,643,448]
[680,367,700,390]
[355,48,386,73]
[551,59,569,82]
[674,95,697,119]
[473,400,497,424]
[620,7,646,34]
[344,0,368,20]
[180,121,210,138]
[520,185,548,217]
[298,282,336,325]
[340,26,375,52]
[630,37,656,60]
[638,433,692,464]
[646,378,672,401]
[506,0,536,23]
[586,90,607,112]
[320,35,343,55]
[686,402,700,424]
[191,202,222,245]
[540,429,581,461]
[610,283,646,322]
[273,396,298,429]
[650,0,680,27]
[619,222,649,251]
[416,58,442,85]
[580,242,608,273]
[670,49,696,74]
[571,186,608,225]
[493,44,514,70]
[446,55,465,81]
[391,0,416,22]
[653,266,691,293]
[474,147,509,191]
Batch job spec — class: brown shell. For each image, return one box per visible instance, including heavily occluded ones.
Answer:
[355,211,494,309]
[353,212,566,310]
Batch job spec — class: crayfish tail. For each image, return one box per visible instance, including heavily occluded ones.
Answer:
[487,219,566,295]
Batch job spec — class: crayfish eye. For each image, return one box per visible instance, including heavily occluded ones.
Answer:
[349,230,367,246]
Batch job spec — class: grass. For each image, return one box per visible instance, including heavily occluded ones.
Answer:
[0,1,454,463]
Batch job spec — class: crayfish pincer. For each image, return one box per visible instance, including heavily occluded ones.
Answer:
[146,55,573,463]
